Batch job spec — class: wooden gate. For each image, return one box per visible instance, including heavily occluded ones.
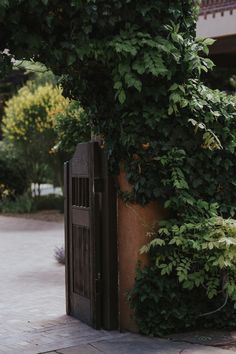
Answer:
[64,142,118,330]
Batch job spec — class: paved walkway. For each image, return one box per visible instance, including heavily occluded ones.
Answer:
[0,215,236,354]
[0,215,115,354]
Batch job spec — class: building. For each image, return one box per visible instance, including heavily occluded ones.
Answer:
[197,0,236,67]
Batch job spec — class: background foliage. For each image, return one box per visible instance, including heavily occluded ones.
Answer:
[54,100,91,156]
[2,82,69,187]
[0,141,28,199]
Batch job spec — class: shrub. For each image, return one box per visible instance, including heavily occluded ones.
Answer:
[129,265,236,336]
[129,216,236,335]
[3,83,68,142]
[0,141,29,199]
[54,100,91,156]
[33,194,64,213]
[0,193,64,214]
[0,193,34,214]
[2,82,69,186]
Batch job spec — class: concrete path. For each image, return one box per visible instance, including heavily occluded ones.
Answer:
[0,215,235,354]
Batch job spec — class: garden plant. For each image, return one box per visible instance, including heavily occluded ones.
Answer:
[2,82,69,186]
[0,66,88,211]
[0,0,236,334]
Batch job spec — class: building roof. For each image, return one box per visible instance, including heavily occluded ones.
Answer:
[200,0,236,16]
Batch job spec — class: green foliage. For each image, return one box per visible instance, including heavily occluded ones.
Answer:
[0,52,12,79]
[0,192,33,213]
[121,83,236,213]
[0,141,29,199]
[0,193,64,214]
[129,215,236,335]
[144,216,236,295]
[129,265,236,336]
[2,82,69,185]
[14,60,58,88]
[3,83,68,142]
[33,194,64,213]
[54,100,91,156]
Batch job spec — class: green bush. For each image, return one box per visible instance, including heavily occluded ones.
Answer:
[33,194,64,213]
[129,215,236,335]
[129,265,236,336]
[0,194,64,214]
[2,82,69,187]
[54,100,91,156]
[0,193,34,214]
[0,142,29,199]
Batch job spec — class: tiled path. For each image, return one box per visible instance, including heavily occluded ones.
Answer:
[1,215,236,354]
[0,216,117,354]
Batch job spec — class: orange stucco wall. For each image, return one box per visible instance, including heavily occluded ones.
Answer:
[117,170,166,331]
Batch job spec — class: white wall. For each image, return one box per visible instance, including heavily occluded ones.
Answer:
[197,10,236,38]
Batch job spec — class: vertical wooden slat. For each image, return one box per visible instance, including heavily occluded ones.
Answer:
[64,161,70,315]
[85,228,90,297]
[79,178,81,206]
[101,153,118,330]
[86,227,91,298]
[79,227,82,293]
[90,143,102,329]
[83,179,85,207]
[81,226,84,296]
[76,178,78,206]
[81,178,84,207]
[84,178,86,207]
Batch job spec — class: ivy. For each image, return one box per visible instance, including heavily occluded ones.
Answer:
[129,216,236,335]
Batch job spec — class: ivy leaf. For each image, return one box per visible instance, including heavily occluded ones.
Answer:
[118,89,126,104]
[203,38,216,46]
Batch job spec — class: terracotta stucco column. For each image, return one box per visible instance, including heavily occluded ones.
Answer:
[117,170,166,332]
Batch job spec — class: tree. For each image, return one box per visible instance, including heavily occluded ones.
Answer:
[2,81,69,188]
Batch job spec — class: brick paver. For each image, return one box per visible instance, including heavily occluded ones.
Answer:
[0,216,116,354]
[1,215,236,354]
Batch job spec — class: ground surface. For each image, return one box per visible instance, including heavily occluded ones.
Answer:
[1,214,236,354]
[2,210,64,223]
[0,215,114,354]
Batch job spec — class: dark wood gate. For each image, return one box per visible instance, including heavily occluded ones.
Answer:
[64,142,118,330]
